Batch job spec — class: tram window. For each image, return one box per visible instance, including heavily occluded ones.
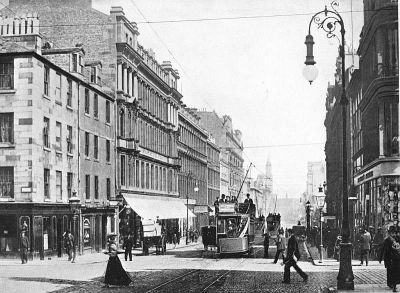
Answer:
[217,219,225,234]
[226,218,237,238]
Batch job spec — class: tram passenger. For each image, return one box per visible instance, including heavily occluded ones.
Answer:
[219,194,227,203]
[227,220,237,238]
[214,196,220,213]
[244,193,253,205]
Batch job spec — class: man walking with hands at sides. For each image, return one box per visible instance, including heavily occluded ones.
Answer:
[360,227,372,266]
[19,231,29,264]
[282,228,308,284]
[123,234,134,261]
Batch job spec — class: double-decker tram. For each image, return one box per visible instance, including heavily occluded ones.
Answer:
[216,202,255,255]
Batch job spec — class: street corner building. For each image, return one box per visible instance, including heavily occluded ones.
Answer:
[0,15,118,259]
[324,0,398,237]
[0,0,208,257]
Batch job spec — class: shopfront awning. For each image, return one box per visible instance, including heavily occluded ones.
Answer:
[122,193,196,220]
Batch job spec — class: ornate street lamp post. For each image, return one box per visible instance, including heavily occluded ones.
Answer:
[306,200,312,232]
[315,186,326,263]
[303,1,354,289]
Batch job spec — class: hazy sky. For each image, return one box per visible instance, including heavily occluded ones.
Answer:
[94,0,364,197]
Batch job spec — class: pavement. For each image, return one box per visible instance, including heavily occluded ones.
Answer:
[307,245,392,293]
[0,238,201,266]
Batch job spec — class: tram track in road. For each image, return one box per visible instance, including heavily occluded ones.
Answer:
[143,243,265,293]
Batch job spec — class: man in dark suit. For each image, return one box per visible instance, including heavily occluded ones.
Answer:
[123,234,134,261]
[379,226,397,290]
[282,228,308,284]
[19,231,29,264]
[244,193,253,205]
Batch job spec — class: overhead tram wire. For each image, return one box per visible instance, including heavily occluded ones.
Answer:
[0,7,393,28]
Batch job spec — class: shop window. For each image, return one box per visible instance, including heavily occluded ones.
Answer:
[62,216,68,235]
[0,112,13,143]
[52,216,57,251]
[0,166,13,198]
[43,217,50,250]
[0,57,14,89]
[19,216,30,235]
[83,218,91,247]
[0,215,18,252]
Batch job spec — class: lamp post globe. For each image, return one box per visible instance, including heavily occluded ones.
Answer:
[303,65,319,84]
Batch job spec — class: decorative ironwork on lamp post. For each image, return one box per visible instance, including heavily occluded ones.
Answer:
[303,1,354,289]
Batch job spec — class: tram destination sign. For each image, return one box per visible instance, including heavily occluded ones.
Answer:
[219,203,236,213]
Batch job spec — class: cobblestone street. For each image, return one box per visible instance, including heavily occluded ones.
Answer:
[0,242,390,293]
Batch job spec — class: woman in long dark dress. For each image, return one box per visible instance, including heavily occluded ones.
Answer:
[104,236,132,287]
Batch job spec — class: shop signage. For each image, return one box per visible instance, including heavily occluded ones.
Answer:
[194,206,208,213]
[365,171,373,179]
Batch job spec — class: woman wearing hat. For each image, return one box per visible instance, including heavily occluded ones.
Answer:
[103,235,132,287]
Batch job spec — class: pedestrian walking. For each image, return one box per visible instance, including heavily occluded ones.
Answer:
[63,232,70,259]
[263,230,269,258]
[282,228,308,284]
[19,231,29,264]
[380,226,400,292]
[103,235,132,287]
[273,230,286,263]
[67,231,76,263]
[123,234,134,261]
[360,228,372,266]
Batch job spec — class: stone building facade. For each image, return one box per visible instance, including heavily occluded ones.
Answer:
[350,0,399,232]
[1,0,187,248]
[206,137,220,224]
[325,0,398,235]
[177,107,208,231]
[0,16,116,258]
[195,110,244,200]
